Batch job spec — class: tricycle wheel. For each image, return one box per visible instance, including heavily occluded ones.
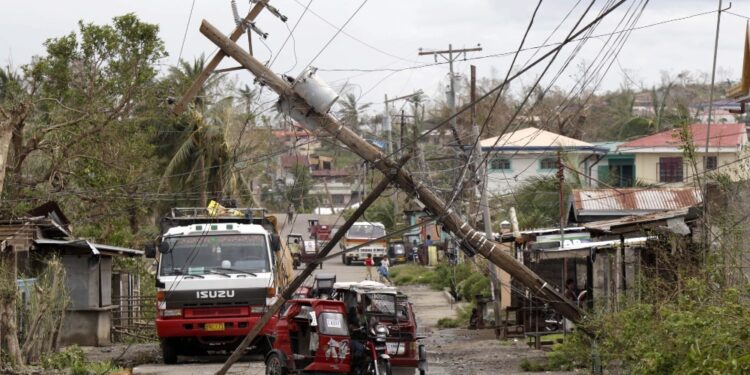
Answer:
[265,353,286,375]
[381,360,392,375]
[418,344,428,374]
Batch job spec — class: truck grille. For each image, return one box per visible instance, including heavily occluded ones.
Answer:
[184,307,247,318]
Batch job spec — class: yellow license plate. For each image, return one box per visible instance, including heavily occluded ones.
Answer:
[205,323,225,332]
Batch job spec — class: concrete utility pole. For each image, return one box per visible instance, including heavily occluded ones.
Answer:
[199,18,584,333]
[385,90,424,216]
[419,44,482,148]
[470,65,503,332]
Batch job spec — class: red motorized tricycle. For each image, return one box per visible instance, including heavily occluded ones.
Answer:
[333,281,428,375]
[265,297,395,375]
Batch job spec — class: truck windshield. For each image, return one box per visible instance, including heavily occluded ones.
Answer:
[347,224,386,239]
[159,234,270,276]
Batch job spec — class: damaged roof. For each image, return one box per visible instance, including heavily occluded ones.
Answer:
[572,188,702,218]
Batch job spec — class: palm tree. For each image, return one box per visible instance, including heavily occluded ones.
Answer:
[159,103,251,206]
[166,55,225,110]
[337,93,371,131]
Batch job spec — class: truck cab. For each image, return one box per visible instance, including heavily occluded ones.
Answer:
[148,207,284,363]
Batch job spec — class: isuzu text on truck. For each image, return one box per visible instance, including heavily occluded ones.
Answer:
[145,206,291,364]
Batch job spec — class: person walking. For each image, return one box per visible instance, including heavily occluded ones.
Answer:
[378,260,392,285]
[364,254,374,280]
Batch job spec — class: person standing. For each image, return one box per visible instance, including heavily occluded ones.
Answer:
[364,254,374,280]
[287,203,295,223]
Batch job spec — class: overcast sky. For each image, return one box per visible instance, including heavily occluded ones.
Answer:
[2,0,750,114]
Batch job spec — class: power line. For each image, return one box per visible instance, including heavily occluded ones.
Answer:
[317,7,719,75]
[302,0,369,72]
[291,0,419,64]
[177,0,198,63]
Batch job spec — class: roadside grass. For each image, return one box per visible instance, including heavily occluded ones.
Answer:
[392,262,490,329]
[41,346,123,375]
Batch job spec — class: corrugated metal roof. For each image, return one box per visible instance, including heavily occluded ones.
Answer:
[480,127,606,152]
[619,123,746,149]
[572,188,702,215]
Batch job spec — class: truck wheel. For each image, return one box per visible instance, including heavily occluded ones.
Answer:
[266,353,286,375]
[345,257,352,266]
[162,339,178,364]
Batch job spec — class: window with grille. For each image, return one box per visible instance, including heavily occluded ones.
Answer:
[704,156,717,171]
[540,157,557,170]
[659,157,684,183]
[490,158,511,170]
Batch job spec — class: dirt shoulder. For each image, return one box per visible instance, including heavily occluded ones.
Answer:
[400,284,579,375]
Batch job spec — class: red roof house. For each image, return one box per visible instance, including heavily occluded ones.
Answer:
[619,123,746,152]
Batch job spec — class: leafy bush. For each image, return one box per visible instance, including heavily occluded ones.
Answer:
[391,262,490,302]
[41,346,122,375]
[545,278,750,374]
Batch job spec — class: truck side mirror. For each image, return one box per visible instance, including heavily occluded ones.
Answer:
[270,234,281,252]
[144,243,156,258]
[158,241,171,254]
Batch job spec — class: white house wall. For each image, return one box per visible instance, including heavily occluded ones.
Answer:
[485,153,591,196]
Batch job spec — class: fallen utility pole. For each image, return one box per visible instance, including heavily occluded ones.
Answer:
[171,0,268,115]
[200,17,584,333]
[216,175,396,375]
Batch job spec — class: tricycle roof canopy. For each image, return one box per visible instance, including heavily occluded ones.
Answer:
[333,280,397,294]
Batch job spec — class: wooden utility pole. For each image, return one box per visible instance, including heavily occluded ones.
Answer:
[171,0,268,115]
[217,176,395,375]
[419,44,482,149]
[200,18,584,333]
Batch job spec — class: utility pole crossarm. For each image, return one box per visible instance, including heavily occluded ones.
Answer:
[418,46,483,56]
[171,1,268,116]
[200,19,585,329]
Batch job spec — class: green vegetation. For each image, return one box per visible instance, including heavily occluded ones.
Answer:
[41,346,122,375]
[391,262,490,303]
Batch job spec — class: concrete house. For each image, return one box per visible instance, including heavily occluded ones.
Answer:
[480,127,607,195]
[0,202,142,347]
[616,123,748,186]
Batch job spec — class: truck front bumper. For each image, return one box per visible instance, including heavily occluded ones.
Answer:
[156,315,277,338]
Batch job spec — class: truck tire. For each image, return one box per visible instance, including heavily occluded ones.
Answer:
[265,353,287,375]
[345,256,352,266]
[162,339,178,364]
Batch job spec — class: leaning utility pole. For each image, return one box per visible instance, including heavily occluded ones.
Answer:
[470,65,503,333]
[199,18,584,333]
[419,44,482,148]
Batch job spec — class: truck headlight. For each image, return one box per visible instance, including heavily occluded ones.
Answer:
[160,309,182,317]
[251,306,266,313]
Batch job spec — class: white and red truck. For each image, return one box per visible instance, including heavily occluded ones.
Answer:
[145,207,291,363]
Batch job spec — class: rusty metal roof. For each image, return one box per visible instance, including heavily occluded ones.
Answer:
[572,188,702,217]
